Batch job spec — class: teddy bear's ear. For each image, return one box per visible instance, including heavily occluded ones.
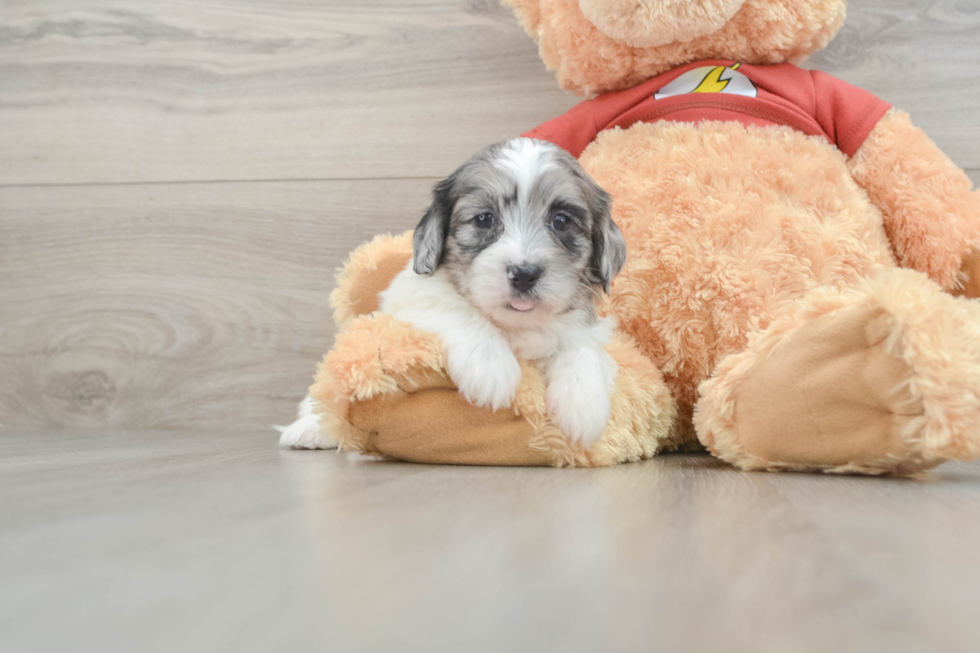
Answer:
[412,174,457,275]
[501,0,542,38]
[578,0,747,48]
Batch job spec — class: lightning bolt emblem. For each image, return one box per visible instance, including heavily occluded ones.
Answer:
[652,62,755,100]
[692,63,741,94]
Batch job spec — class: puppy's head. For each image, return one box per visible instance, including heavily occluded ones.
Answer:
[412,138,626,328]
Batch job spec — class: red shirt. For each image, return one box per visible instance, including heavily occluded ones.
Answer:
[522,60,891,158]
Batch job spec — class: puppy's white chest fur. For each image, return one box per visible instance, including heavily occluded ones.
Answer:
[500,309,612,363]
[380,265,617,447]
[503,326,561,362]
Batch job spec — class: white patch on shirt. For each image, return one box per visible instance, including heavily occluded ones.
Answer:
[654,63,758,100]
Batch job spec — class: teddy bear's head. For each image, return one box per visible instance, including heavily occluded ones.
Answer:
[504,0,847,95]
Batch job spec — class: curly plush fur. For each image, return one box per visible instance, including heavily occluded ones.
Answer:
[579,120,896,432]
[696,269,980,476]
[503,0,846,95]
[300,0,980,474]
[848,110,980,292]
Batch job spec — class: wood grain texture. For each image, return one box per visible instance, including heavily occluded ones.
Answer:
[1,1,979,430]
[3,428,980,653]
[1,0,978,186]
[0,0,579,185]
[806,0,980,167]
[0,179,434,429]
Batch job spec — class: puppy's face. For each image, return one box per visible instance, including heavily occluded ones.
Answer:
[413,138,626,329]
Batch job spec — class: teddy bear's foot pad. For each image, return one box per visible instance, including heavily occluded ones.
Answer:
[732,304,922,474]
[697,269,980,475]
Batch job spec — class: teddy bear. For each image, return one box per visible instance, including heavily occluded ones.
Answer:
[306,0,980,475]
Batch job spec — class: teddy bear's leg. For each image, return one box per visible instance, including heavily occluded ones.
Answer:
[695,268,980,476]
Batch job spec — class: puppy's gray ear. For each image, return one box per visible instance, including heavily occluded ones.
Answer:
[586,184,626,294]
[412,174,457,275]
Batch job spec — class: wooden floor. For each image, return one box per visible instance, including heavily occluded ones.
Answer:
[3,2,980,650]
[2,427,980,653]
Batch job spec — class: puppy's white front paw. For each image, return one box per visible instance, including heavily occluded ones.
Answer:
[546,378,611,449]
[447,339,522,410]
[277,413,336,450]
[545,349,616,448]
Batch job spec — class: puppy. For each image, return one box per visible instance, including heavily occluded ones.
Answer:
[279,138,626,450]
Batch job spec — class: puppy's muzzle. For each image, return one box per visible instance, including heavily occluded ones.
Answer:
[507,264,543,293]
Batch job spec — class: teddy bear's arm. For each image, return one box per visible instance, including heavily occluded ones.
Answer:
[314,230,677,467]
[848,109,980,297]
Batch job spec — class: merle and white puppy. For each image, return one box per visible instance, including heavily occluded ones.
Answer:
[280,138,626,449]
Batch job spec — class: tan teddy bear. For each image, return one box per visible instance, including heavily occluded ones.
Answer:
[306,0,980,475]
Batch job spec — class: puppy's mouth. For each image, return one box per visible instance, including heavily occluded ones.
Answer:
[508,298,536,312]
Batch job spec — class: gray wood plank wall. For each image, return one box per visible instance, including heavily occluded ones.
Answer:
[2,1,979,430]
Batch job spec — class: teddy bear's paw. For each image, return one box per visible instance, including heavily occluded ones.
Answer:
[545,348,616,449]
[446,338,523,411]
[698,269,980,475]
[276,396,338,450]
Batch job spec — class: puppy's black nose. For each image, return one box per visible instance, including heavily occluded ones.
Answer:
[507,265,543,292]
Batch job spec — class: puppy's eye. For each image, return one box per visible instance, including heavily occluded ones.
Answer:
[551,214,571,232]
[474,212,495,229]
